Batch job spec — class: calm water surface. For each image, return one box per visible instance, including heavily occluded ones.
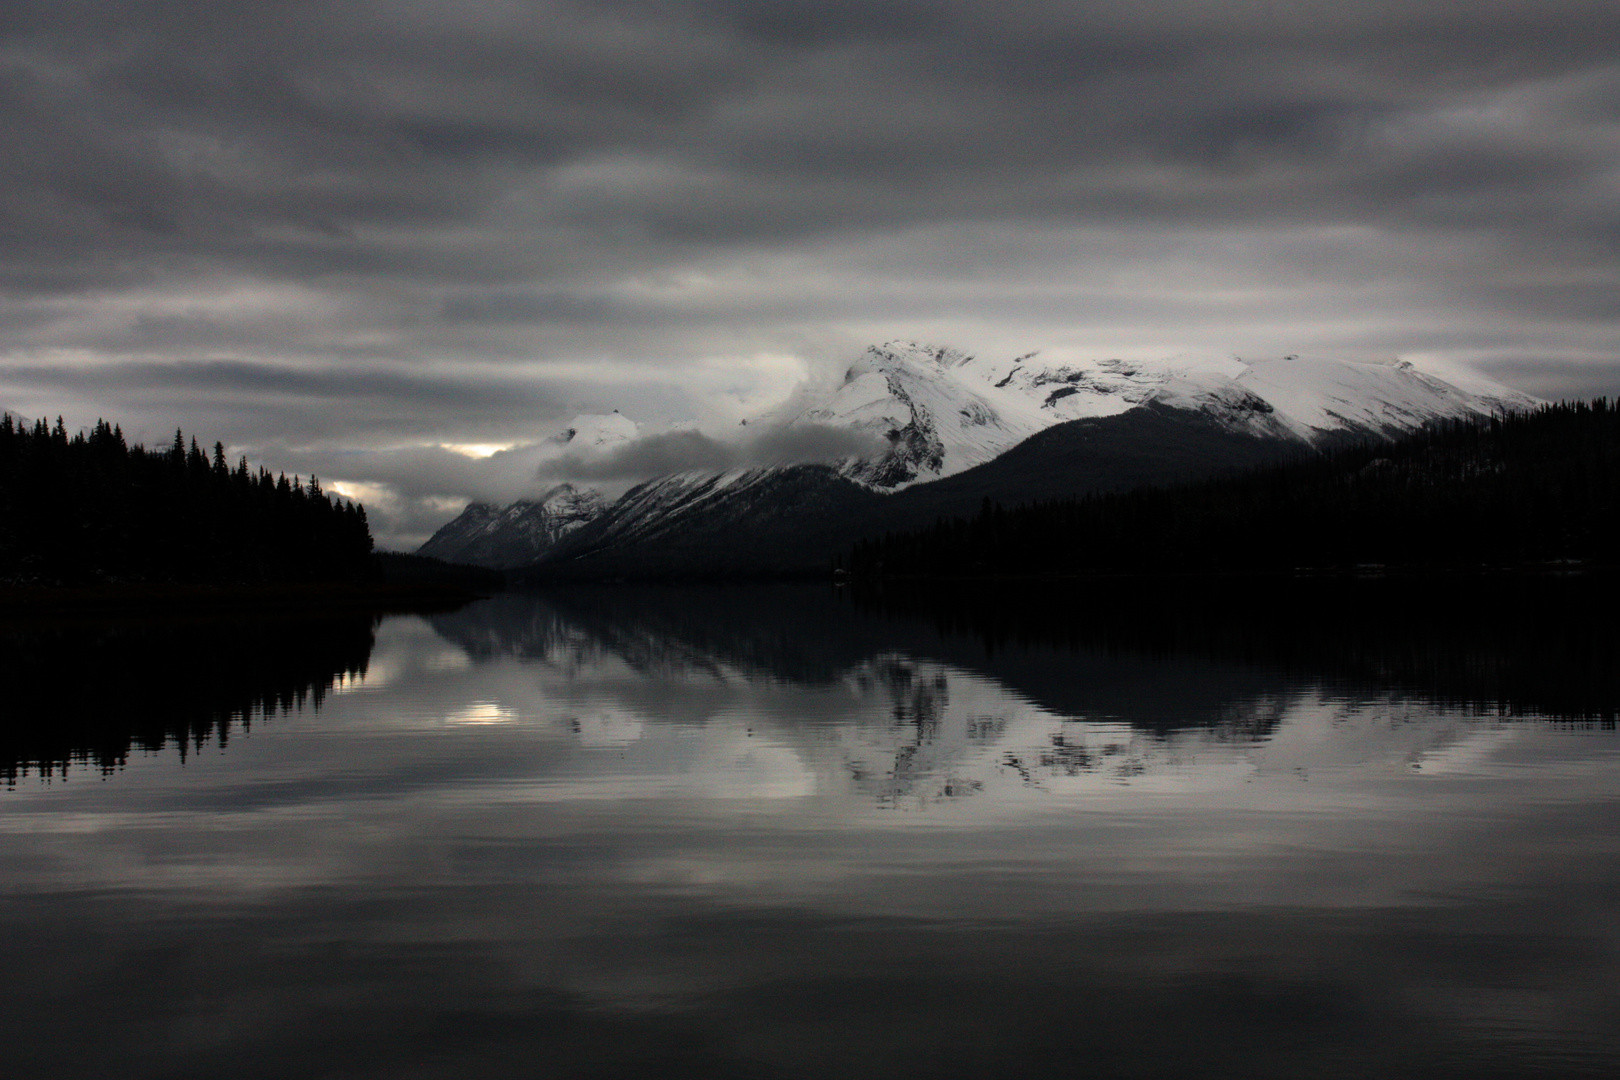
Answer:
[3,583,1618,1078]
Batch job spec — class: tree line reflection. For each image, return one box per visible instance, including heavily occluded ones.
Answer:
[432,576,1620,731]
[6,573,1614,785]
[1,612,377,783]
[851,573,1620,725]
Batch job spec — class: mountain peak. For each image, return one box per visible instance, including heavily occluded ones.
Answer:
[789,344,1535,491]
[418,484,610,569]
[419,341,1538,570]
[860,341,974,373]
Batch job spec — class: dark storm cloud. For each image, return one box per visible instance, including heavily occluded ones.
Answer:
[3,0,1619,543]
[5,1,1617,258]
[2,359,566,442]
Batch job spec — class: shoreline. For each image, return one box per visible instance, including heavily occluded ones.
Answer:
[0,580,491,617]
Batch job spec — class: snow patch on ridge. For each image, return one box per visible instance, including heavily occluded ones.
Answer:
[757,341,1536,490]
[1233,357,1532,439]
[417,340,1538,567]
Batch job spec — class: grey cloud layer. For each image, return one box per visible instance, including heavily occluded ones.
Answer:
[538,423,888,481]
[5,2,1616,282]
[3,0,1618,545]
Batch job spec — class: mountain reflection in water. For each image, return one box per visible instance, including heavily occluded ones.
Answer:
[1,580,1617,1079]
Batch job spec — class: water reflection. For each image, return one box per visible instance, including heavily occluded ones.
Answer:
[0,611,376,782]
[413,582,1616,810]
[8,577,1610,790]
[863,574,1620,722]
[2,583,1618,1078]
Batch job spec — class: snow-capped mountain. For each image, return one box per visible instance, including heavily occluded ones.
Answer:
[420,342,1535,573]
[415,412,639,568]
[418,483,609,569]
[762,342,1534,489]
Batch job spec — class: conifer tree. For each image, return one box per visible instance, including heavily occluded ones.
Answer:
[0,417,375,586]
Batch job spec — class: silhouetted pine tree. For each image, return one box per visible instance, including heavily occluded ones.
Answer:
[0,414,374,586]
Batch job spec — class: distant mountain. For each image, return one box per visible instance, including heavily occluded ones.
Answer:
[415,412,637,569]
[417,483,607,570]
[531,465,885,580]
[756,342,1532,489]
[422,342,1536,577]
[552,411,639,450]
[525,405,1316,580]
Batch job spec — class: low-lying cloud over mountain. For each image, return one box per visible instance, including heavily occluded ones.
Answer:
[3,1,1618,546]
[538,423,888,482]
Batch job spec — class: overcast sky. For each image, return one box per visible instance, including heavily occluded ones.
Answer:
[3,1,1618,546]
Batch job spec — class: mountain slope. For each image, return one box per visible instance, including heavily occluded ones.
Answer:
[848,400,1620,577]
[529,466,885,581]
[418,483,607,570]
[430,342,1535,576]
[762,343,1532,489]
[525,405,1327,581]
[870,401,1313,527]
[413,412,639,569]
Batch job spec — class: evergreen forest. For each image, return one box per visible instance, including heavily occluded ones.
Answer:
[846,400,1620,578]
[0,414,373,586]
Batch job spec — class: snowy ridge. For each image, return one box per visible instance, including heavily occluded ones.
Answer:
[418,341,1537,569]
[1230,357,1531,439]
[417,482,608,568]
[764,342,1535,490]
[552,468,811,554]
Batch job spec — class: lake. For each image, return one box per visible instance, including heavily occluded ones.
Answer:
[3,579,1618,1078]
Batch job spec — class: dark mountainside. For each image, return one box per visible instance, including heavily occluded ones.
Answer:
[871,401,1309,526]
[372,552,506,592]
[419,501,541,568]
[0,415,373,587]
[520,405,1306,581]
[521,464,885,581]
[849,400,1620,578]
[417,484,607,570]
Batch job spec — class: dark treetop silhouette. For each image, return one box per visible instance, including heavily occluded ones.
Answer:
[847,400,1620,578]
[0,415,372,587]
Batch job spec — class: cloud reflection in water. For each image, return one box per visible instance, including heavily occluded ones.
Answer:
[1,585,1617,1078]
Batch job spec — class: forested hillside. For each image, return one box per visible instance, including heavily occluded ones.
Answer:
[0,415,373,586]
[847,400,1619,577]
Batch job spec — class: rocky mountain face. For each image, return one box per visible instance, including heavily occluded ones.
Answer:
[531,465,886,581]
[420,342,1536,575]
[526,406,1309,581]
[417,483,607,570]
[414,412,637,569]
[762,342,1533,489]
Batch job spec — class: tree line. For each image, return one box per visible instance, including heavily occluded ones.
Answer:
[0,414,373,586]
[845,399,1620,578]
